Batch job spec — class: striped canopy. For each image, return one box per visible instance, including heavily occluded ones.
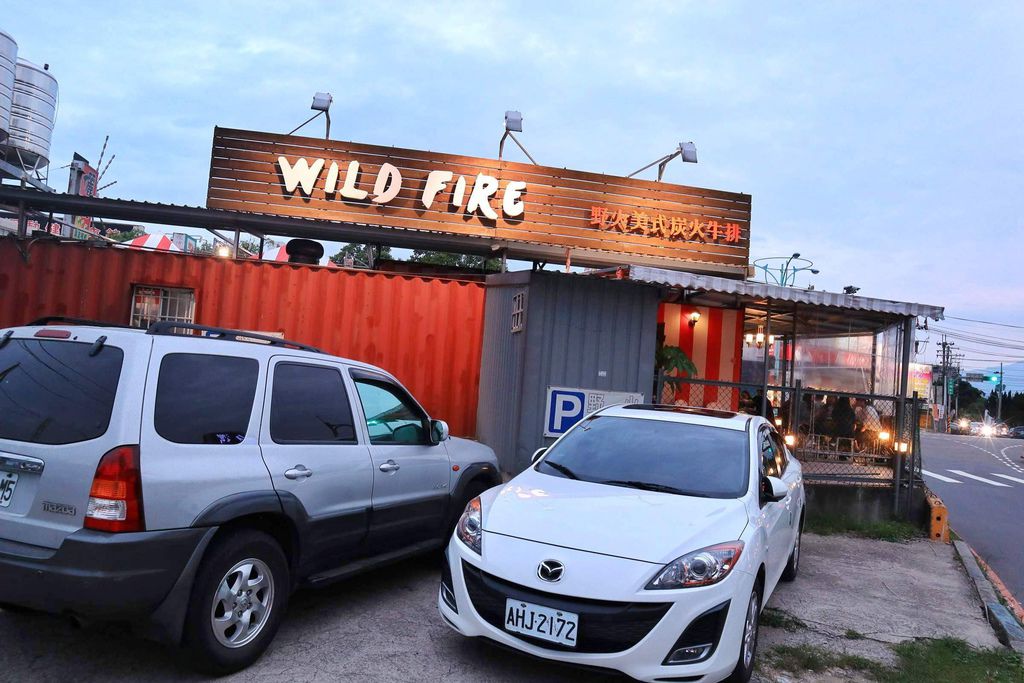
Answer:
[260,245,289,262]
[125,233,182,251]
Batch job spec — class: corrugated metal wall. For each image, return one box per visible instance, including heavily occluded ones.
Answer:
[478,271,660,474]
[0,239,485,436]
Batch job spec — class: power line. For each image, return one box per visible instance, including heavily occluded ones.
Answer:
[944,315,1024,330]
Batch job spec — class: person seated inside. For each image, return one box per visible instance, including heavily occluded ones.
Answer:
[831,396,857,442]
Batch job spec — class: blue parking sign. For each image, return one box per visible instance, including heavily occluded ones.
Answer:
[544,389,586,437]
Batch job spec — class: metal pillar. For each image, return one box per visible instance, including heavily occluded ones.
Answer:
[761,303,772,418]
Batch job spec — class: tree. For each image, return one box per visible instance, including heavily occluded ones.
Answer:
[955,379,985,419]
[329,243,393,268]
[107,227,145,242]
[407,249,500,271]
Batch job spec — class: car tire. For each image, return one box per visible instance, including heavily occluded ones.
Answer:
[780,515,802,582]
[182,529,290,675]
[727,581,762,683]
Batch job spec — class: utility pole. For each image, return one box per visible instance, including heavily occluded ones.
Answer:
[998,361,1003,422]
[938,337,954,433]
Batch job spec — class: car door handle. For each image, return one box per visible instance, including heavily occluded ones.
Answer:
[284,465,313,480]
[379,460,400,473]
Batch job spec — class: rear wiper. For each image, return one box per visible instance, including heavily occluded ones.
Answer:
[540,460,579,480]
[600,480,687,495]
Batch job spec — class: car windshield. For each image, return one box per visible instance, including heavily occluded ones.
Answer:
[535,415,749,499]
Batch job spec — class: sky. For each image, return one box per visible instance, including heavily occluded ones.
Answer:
[5,1,1024,383]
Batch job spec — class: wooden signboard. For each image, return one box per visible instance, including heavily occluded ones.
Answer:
[207,127,752,275]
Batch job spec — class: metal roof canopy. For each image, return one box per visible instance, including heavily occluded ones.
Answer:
[0,186,744,275]
[626,265,944,338]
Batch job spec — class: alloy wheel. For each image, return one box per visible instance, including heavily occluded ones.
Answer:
[210,557,275,648]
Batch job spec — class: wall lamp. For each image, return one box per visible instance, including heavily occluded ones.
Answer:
[688,311,701,327]
[214,243,232,258]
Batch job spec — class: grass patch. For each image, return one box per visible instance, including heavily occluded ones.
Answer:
[805,514,922,542]
[766,639,1024,682]
[845,628,866,640]
[888,637,1024,682]
[759,607,806,631]
[767,644,887,677]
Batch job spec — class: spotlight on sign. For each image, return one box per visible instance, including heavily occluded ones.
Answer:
[504,110,523,133]
[678,141,698,163]
[311,92,333,112]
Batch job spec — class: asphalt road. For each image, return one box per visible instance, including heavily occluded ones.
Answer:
[920,432,1024,604]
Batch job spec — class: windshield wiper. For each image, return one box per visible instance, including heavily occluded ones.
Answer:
[540,460,579,480]
[600,479,688,495]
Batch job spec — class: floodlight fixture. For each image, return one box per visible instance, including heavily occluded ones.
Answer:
[843,285,860,295]
[628,141,699,181]
[289,91,334,139]
[504,110,523,133]
[678,141,698,163]
[498,110,538,165]
[311,92,333,112]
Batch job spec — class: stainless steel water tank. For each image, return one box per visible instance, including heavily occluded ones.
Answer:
[6,58,58,169]
[0,30,16,143]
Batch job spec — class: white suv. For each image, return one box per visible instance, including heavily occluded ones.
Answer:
[0,318,500,673]
[439,404,803,683]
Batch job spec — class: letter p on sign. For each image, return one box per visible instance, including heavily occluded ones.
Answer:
[544,389,586,437]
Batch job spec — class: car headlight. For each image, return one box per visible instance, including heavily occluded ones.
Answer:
[646,542,744,589]
[456,496,482,554]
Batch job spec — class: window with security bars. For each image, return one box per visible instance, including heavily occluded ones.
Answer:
[130,285,196,329]
[511,291,526,333]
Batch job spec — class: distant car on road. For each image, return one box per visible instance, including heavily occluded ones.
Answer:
[440,405,804,683]
[0,318,501,674]
[1010,426,1024,439]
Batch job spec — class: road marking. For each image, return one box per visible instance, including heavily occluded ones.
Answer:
[990,473,1024,485]
[948,470,1012,487]
[922,469,961,483]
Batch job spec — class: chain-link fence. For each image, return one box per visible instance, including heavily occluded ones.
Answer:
[653,374,922,514]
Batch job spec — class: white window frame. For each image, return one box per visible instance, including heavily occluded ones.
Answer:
[130,285,196,329]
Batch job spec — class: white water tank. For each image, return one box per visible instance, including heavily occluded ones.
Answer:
[0,30,16,143]
[6,58,58,169]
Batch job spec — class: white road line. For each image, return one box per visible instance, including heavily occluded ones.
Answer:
[990,473,1024,485]
[948,470,1012,487]
[922,469,962,483]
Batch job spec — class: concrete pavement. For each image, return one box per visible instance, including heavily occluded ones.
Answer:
[0,533,1002,682]
[920,432,1024,605]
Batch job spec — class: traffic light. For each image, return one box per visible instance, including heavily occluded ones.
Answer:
[986,373,1000,382]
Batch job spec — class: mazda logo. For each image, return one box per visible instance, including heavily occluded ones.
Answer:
[537,559,564,582]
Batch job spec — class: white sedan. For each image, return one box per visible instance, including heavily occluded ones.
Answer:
[438,404,804,683]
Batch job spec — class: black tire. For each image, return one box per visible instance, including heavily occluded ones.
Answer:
[780,515,803,582]
[728,581,762,683]
[182,529,290,675]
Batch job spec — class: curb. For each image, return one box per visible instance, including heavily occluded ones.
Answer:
[953,540,1024,655]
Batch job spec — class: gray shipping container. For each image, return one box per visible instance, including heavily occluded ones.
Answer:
[477,270,660,475]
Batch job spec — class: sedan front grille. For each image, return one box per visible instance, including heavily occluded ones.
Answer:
[462,560,671,654]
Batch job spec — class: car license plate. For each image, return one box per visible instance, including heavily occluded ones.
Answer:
[0,471,18,508]
[504,598,578,647]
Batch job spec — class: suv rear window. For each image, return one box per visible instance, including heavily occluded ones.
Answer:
[0,338,124,445]
[154,353,259,445]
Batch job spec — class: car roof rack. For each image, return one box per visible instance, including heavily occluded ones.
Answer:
[146,321,322,354]
[27,316,137,329]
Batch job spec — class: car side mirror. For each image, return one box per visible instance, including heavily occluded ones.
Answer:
[430,419,450,445]
[761,475,788,503]
[531,447,547,464]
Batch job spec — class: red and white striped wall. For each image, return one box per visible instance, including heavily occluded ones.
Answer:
[658,303,744,410]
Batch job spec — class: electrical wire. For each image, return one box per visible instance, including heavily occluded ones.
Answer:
[944,315,1024,330]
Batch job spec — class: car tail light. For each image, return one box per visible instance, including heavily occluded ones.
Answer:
[84,445,144,532]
